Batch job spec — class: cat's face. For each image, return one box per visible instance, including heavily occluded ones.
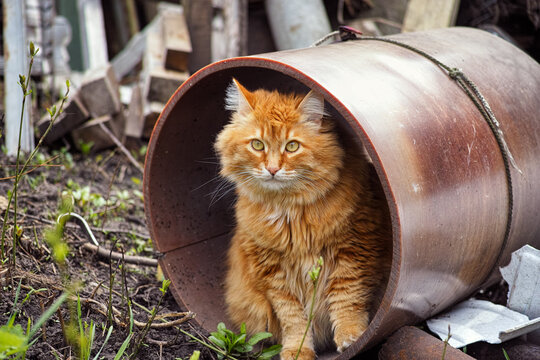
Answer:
[215,79,344,203]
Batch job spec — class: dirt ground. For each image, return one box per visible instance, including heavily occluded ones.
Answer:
[0,144,528,360]
[0,148,215,360]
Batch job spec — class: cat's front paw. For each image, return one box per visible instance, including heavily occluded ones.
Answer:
[280,346,315,360]
[334,324,365,353]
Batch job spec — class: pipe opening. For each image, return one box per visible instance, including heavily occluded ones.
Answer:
[145,65,395,355]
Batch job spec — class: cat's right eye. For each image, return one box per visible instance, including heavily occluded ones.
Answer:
[251,139,265,151]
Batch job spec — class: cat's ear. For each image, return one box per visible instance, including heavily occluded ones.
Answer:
[225,78,254,115]
[298,90,326,127]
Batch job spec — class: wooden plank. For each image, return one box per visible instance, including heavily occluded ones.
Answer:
[144,67,189,103]
[211,0,248,61]
[183,0,213,73]
[71,113,123,152]
[36,91,89,144]
[110,26,146,81]
[162,6,192,72]
[72,115,115,152]
[79,64,121,118]
[124,84,144,138]
[142,102,164,139]
[142,13,189,103]
[78,0,108,69]
[402,0,461,33]
[3,0,34,155]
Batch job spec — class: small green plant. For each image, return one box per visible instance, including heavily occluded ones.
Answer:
[67,294,95,360]
[209,322,281,360]
[61,180,140,228]
[295,256,323,360]
[0,41,70,264]
[129,279,171,359]
[51,147,75,170]
[78,140,95,156]
[177,321,281,360]
[0,281,31,358]
[113,300,134,360]
[43,195,73,268]
[0,281,68,359]
[502,348,511,360]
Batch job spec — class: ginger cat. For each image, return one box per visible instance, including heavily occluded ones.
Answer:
[214,79,391,360]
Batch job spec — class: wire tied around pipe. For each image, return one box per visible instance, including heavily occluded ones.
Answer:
[314,26,520,282]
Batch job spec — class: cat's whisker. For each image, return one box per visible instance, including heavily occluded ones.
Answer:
[208,185,235,208]
[209,175,256,207]
[192,174,226,192]
[207,171,256,208]
[195,160,221,165]
[208,179,234,202]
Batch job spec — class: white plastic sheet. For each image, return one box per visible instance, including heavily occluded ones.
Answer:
[426,299,529,348]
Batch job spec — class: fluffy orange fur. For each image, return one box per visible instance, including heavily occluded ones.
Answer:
[214,79,391,360]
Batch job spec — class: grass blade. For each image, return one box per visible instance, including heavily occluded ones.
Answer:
[28,292,68,340]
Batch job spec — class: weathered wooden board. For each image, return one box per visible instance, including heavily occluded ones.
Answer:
[402,0,460,32]
[36,91,89,144]
[79,64,121,118]
[163,6,192,72]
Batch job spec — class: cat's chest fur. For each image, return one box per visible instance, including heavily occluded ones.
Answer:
[235,181,358,255]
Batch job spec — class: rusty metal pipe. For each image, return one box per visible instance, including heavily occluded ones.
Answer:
[379,326,475,360]
[143,27,540,358]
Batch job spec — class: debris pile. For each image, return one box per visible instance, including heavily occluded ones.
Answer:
[3,0,538,155]
[33,2,191,152]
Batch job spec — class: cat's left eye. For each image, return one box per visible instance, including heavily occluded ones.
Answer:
[285,141,300,153]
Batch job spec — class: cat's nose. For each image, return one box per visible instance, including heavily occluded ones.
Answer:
[266,166,280,176]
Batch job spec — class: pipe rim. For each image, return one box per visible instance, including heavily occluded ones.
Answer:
[144,55,401,355]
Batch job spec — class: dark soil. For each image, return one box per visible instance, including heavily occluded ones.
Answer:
[0,148,215,360]
[0,145,520,360]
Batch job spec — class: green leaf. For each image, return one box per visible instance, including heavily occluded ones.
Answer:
[209,335,226,350]
[217,322,226,333]
[222,327,236,341]
[47,105,57,117]
[92,326,113,360]
[29,42,39,56]
[240,323,246,335]
[114,333,132,360]
[247,332,273,346]
[188,350,201,360]
[0,324,28,354]
[257,344,283,359]
[231,333,246,348]
[210,331,227,343]
[234,343,253,354]
[28,292,68,339]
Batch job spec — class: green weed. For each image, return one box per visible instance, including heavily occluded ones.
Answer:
[129,279,171,359]
[441,325,451,360]
[0,42,70,264]
[209,322,281,360]
[295,257,323,360]
[0,280,68,359]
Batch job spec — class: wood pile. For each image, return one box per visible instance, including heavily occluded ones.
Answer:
[15,0,538,155]
[36,2,192,152]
